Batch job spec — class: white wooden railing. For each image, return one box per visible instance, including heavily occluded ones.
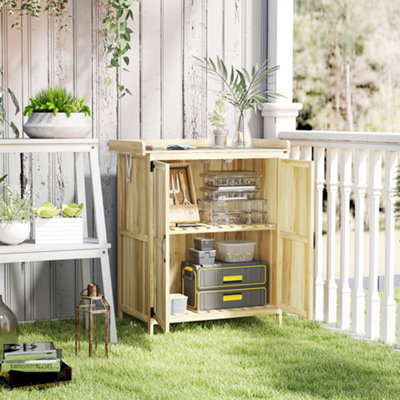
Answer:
[278,130,400,345]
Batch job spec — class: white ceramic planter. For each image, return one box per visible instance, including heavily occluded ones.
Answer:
[0,221,30,245]
[23,112,91,139]
[34,217,83,244]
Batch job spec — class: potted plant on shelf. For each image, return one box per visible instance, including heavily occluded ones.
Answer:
[34,201,84,244]
[23,87,91,139]
[196,56,279,147]
[208,91,228,147]
[0,185,35,245]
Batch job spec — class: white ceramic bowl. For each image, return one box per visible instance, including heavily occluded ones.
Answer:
[0,221,30,245]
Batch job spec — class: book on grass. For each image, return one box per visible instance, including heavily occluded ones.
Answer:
[3,342,57,361]
[0,361,71,389]
[1,350,61,373]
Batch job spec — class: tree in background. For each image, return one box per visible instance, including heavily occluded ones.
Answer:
[294,0,400,132]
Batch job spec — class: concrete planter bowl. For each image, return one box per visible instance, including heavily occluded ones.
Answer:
[23,112,91,139]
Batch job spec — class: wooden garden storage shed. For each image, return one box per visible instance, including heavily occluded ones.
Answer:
[109,138,314,334]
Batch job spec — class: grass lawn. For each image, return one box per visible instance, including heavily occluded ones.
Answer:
[0,314,399,400]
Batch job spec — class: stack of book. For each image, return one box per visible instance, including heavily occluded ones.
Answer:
[0,342,71,389]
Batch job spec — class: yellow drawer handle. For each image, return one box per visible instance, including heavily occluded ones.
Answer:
[223,294,243,302]
[223,275,243,283]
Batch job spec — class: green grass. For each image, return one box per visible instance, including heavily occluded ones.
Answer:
[1,315,400,400]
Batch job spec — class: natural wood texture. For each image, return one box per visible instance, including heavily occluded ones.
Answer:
[111,139,313,334]
[153,161,170,332]
[277,159,314,319]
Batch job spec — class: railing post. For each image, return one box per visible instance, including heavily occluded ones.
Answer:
[338,148,352,330]
[352,149,367,335]
[324,148,338,324]
[314,147,325,321]
[382,151,397,344]
[366,150,382,340]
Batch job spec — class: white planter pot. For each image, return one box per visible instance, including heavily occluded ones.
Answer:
[34,218,83,244]
[0,221,30,245]
[23,112,91,139]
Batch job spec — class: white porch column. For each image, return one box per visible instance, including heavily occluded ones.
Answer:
[262,103,302,139]
[262,0,301,139]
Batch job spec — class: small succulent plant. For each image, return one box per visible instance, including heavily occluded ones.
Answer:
[62,203,84,218]
[35,202,61,218]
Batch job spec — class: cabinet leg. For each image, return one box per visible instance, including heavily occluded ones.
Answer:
[276,309,282,325]
[148,319,156,336]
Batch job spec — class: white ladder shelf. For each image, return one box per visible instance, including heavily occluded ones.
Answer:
[0,139,117,343]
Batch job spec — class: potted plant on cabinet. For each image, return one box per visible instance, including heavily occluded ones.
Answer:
[23,87,91,139]
[208,91,228,147]
[196,56,279,147]
[0,185,35,245]
[34,201,84,244]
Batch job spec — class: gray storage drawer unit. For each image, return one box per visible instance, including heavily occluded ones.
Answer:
[181,260,268,311]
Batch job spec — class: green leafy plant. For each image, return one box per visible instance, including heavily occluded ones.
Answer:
[23,87,91,118]
[208,91,228,131]
[195,56,280,132]
[0,185,35,223]
[35,202,61,218]
[62,202,83,218]
[0,0,69,28]
[103,0,136,98]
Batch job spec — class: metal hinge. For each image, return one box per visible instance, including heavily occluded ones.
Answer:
[150,161,155,172]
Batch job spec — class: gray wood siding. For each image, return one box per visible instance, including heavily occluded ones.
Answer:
[0,0,266,321]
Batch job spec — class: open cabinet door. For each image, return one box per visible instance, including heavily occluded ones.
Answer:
[153,161,170,332]
[277,159,314,319]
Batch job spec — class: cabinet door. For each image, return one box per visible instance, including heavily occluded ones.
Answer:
[153,161,170,332]
[277,159,314,319]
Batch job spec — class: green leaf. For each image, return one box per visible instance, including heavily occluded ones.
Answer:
[0,175,7,183]
[8,88,20,115]
[10,121,19,138]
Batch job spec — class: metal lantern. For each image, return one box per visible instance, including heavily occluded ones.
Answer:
[75,284,110,358]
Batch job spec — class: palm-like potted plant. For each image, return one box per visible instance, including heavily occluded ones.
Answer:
[196,56,279,147]
[0,185,35,245]
[34,201,84,244]
[23,87,91,138]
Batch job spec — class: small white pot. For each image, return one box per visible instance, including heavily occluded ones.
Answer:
[0,221,30,245]
[34,217,83,244]
[23,112,91,139]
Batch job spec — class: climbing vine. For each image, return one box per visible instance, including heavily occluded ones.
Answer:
[103,0,135,98]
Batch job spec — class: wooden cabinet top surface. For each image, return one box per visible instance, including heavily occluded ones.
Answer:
[109,138,289,161]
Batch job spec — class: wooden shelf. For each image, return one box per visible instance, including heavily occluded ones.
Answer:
[0,238,110,263]
[169,305,281,323]
[169,223,276,235]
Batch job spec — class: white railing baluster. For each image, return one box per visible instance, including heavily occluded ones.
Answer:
[367,150,382,340]
[338,148,352,330]
[382,151,397,344]
[314,147,325,321]
[291,146,300,160]
[324,148,338,324]
[352,149,367,335]
[300,146,312,161]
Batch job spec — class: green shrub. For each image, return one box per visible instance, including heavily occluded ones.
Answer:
[23,87,91,118]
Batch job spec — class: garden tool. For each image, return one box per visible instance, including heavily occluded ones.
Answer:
[178,170,191,205]
[169,175,174,205]
[171,173,180,205]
